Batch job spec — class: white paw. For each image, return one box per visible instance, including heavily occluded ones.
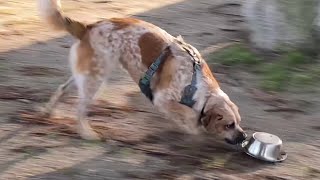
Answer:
[37,106,52,117]
[78,126,101,141]
[182,124,200,135]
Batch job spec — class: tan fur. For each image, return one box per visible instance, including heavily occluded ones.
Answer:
[156,100,200,134]
[138,32,175,90]
[45,11,65,31]
[200,93,244,142]
[39,0,245,143]
[202,63,220,89]
[38,0,87,39]
[138,32,166,67]
[76,34,94,74]
[154,55,175,91]
[110,18,141,30]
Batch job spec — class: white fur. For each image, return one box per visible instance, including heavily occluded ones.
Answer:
[69,41,80,75]
[193,70,210,112]
[217,88,229,100]
[37,0,61,17]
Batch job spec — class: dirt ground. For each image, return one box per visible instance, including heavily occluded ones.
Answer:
[0,0,319,179]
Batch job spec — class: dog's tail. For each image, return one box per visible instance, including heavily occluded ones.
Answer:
[37,0,87,39]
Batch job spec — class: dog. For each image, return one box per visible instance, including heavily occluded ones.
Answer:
[38,0,247,144]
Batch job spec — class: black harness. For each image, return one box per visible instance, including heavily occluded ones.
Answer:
[138,37,202,108]
[138,46,171,101]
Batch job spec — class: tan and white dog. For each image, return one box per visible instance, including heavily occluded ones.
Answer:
[38,0,247,144]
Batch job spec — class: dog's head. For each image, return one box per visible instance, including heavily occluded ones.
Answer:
[200,91,246,145]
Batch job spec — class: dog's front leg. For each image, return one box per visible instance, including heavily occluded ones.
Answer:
[155,100,200,135]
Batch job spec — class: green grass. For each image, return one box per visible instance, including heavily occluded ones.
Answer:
[283,51,313,66]
[259,64,289,91]
[208,44,319,92]
[210,45,260,66]
[260,51,319,91]
[290,73,314,85]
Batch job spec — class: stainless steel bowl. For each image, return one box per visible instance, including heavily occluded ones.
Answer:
[242,132,287,162]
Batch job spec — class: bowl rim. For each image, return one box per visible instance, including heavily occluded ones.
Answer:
[243,145,287,162]
[252,132,282,145]
[242,132,287,162]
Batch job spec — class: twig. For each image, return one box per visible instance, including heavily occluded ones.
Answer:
[93,0,112,4]
[218,27,239,32]
[264,107,305,113]
[118,142,203,160]
[210,3,242,11]
[211,12,244,17]
[200,42,239,57]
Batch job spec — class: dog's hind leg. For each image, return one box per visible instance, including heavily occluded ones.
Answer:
[42,77,74,116]
[68,39,116,140]
[74,74,103,140]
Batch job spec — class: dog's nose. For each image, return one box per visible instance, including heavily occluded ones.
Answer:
[242,132,247,139]
[235,132,247,144]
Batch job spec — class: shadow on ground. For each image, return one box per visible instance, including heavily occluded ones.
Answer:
[1,0,314,180]
[27,130,271,180]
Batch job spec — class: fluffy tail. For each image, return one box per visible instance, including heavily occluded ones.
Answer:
[37,0,87,39]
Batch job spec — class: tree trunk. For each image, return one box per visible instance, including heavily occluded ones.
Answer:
[243,0,319,52]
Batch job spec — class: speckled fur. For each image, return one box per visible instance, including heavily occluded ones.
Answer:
[39,0,245,142]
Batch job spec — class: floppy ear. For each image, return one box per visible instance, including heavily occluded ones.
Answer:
[201,115,210,127]
[201,110,223,127]
[220,93,241,123]
[176,35,184,42]
[214,90,241,123]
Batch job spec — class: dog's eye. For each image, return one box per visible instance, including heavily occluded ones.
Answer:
[225,122,235,130]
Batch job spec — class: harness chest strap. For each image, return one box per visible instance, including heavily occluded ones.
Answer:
[138,43,202,108]
[179,62,201,107]
[139,46,171,101]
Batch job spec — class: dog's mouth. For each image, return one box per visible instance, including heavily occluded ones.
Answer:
[224,138,245,145]
[225,131,247,145]
[225,138,238,145]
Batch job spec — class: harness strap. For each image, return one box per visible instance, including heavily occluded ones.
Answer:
[139,46,171,101]
[179,62,201,107]
[139,36,203,109]
[177,37,202,108]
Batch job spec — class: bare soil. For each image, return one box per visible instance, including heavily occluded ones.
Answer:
[0,0,319,179]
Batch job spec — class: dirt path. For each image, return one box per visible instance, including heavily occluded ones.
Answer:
[0,0,319,179]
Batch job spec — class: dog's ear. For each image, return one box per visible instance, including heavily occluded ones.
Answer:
[201,110,223,127]
[176,35,184,42]
[201,115,210,127]
[218,91,241,123]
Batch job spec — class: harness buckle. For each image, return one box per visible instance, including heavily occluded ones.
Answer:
[194,63,201,71]
[138,46,171,101]
[149,63,159,71]
[140,75,150,85]
[180,85,197,107]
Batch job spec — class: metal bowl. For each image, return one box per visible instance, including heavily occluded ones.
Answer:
[242,132,287,162]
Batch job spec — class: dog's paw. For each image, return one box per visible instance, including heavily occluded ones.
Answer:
[182,124,201,135]
[36,106,52,118]
[78,127,101,141]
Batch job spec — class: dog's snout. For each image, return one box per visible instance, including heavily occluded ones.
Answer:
[242,132,247,139]
[225,131,247,145]
[235,131,247,144]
